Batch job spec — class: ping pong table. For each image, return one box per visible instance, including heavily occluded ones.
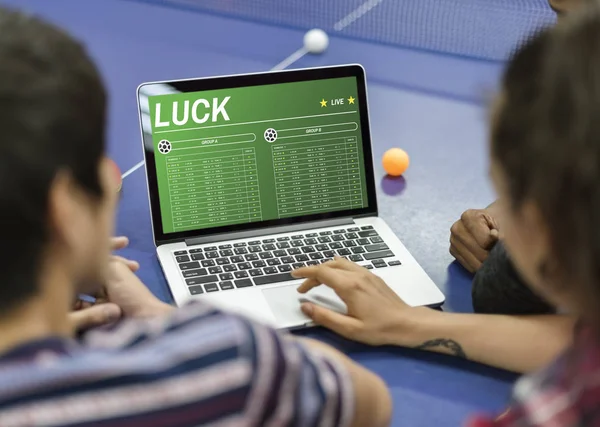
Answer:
[1,0,522,424]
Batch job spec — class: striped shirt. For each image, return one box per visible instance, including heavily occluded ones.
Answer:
[0,302,353,427]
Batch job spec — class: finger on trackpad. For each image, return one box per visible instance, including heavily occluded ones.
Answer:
[262,285,310,327]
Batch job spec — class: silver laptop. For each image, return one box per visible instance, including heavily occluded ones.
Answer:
[137,64,444,329]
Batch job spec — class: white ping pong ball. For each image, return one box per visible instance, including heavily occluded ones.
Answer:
[304,29,329,54]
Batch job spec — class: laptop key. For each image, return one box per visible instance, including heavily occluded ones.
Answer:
[277,236,290,241]
[245,254,259,261]
[333,229,346,234]
[348,227,360,232]
[373,261,387,268]
[219,273,234,281]
[357,238,370,245]
[329,242,343,250]
[281,256,295,264]
[183,268,208,278]
[189,285,204,295]
[389,260,402,266]
[216,258,230,266]
[323,250,336,258]
[201,260,216,267]
[292,262,305,269]
[234,271,249,279]
[223,264,237,272]
[262,238,276,244]
[309,253,323,260]
[291,235,303,239]
[204,283,219,293]
[205,246,217,251]
[302,246,315,253]
[349,254,364,262]
[322,258,333,263]
[234,247,248,255]
[291,240,304,247]
[320,231,332,236]
[189,248,203,254]
[259,252,273,260]
[358,230,378,238]
[249,269,264,277]
[186,275,218,286]
[370,237,384,244]
[206,251,219,259]
[264,267,278,275]
[338,249,352,256]
[315,244,328,251]
[318,236,332,243]
[364,250,394,260]
[278,265,292,272]
[262,244,276,251]
[287,248,301,255]
[219,244,232,249]
[179,261,201,271]
[253,272,295,285]
[306,233,318,238]
[208,266,222,274]
[267,258,281,266]
[191,253,205,261]
[306,261,319,266]
[252,260,266,268]
[248,240,261,246]
[276,242,290,249]
[364,264,374,270]
[234,242,247,247]
[220,249,234,257]
[174,250,187,256]
[231,256,244,263]
[365,243,389,252]
[345,233,358,240]
[331,235,345,242]
[296,254,310,262]
[176,255,191,263]
[343,240,357,248]
[361,226,374,230]
[352,247,366,254]
[234,278,253,288]
[238,262,252,270]
[249,246,262,253]
[219,281,234,290]
[274,250,287,257]
[304,238,318,245]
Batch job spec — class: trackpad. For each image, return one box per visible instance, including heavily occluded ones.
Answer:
[262,285,348,329]
[262,285,310,328]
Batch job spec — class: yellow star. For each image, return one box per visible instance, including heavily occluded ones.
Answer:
[320,99,327,107]
[348,96,355,104]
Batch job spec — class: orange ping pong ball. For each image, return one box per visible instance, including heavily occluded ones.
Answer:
[382,148,410,177]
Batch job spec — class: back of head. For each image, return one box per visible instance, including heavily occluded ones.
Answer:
[0,8,106,310]
[492,0,600,322]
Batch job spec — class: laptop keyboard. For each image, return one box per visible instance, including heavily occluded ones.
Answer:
[174,226,401,295]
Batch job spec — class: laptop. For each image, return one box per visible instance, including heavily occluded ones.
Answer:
[137,64,445,328]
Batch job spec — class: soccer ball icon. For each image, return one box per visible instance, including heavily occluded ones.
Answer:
[264,128,277,142]
[158,139,171,154]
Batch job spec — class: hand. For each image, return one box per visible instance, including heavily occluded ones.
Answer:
[101,259,172,318]
[450,209,499,273]
[293,258,425,346]
[110,236,139,272]
[69,299,122,332]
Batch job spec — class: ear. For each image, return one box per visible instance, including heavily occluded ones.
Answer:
[48,171,80,247]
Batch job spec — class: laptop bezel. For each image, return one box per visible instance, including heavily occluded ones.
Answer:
[137,64,378,246]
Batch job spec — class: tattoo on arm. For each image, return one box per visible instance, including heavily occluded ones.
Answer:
[414,339,467,358]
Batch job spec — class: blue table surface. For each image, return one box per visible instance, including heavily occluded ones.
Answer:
[2,0,518,425]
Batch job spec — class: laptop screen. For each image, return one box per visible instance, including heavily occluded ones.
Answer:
[139,66,377,241]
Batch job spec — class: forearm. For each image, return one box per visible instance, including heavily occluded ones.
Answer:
[298,337,392,427]
[397,309,575,373]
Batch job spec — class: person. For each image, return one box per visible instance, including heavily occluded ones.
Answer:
[451,0,587,316]
[0,8,392,427]
[294,6,600,414]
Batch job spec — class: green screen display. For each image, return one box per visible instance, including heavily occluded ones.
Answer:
[148,77,369,234]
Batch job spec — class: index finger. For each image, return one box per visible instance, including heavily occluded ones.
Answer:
[293,264,353,294]
[110,236,129,251]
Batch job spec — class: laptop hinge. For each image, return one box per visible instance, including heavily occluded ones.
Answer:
[184,218,354,246]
